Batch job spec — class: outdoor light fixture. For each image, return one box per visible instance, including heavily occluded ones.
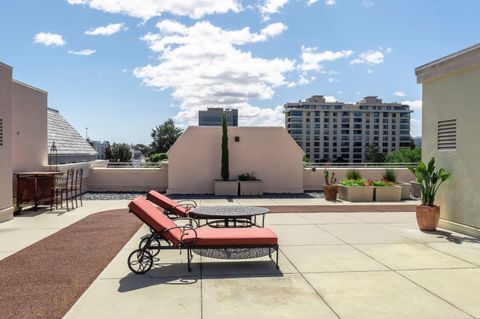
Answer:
[235,136,240,142]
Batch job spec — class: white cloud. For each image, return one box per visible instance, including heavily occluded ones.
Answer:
[67,0,241,20]
[351,50,384,64]
[324,95,337,102]
[307,0,319,5]
[363,0,374,7]
[394,91,406,97]
[260,0,289,19]
[299,46,353,72]
[325,0,336,5]
[328,77,338,83]
[401,99,422,110]
[134,20,295,126]
[68,49,96,56]
[33,32,66,46]
[85,23,128,36]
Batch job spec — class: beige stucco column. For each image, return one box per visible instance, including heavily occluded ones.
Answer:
[0,62,14,222]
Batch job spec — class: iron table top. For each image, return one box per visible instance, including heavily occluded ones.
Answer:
[190,206,269,218]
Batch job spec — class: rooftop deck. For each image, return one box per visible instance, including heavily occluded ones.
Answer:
[1,199,479,318]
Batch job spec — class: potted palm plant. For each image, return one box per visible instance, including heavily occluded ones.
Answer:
[323,169,338,201]
[214,113,238,196]
[408,158,451,231]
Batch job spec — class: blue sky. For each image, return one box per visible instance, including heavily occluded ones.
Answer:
[1,0,479,144]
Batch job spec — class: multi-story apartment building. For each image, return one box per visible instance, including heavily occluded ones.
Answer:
[198,107,238,126]
[284,95,412,163]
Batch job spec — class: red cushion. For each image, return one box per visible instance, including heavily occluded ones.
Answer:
[128,196,182,245]
[147,191,188,217]
[182,228,278,246]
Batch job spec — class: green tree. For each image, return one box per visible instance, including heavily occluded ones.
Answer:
[149,153,168,162]
[221,113,229,181]
[104,142,113,160]
[110,143,132,162]
[150,119,183,153]
[133,144,151,157]
[385,148,421,163]
[365,144,385,162]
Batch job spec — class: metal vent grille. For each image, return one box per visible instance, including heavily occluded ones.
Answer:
[437,119,456,150]
[0,118,3,146]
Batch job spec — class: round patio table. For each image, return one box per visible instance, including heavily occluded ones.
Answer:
[189,206,271,259]
[189,205,269,228]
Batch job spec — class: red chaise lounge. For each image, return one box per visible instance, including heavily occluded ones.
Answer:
[128,196,279,273]
[146,190,196,218]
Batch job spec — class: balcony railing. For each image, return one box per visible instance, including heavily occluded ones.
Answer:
[304,162,417,168]
[106,162,163,168]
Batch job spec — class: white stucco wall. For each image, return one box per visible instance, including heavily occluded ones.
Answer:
[417,46,480,236]
[87,166,168,192]
[167,126,305,194]
[11,80,48,172]
[0,63,13,221]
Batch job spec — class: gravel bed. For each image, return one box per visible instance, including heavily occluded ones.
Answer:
[83,191,324,200]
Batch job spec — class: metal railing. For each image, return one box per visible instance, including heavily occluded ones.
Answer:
[304,162,417,169]
[106,162,163,168]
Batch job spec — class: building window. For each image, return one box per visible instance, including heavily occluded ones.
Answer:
[437,119,456,150]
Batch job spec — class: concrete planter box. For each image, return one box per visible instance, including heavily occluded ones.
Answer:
[410,181,421,198]
[338,186,374,202]
[374,186,402,202]
[239,181,264,196]
[214,181,239,196]
[398,182,412,200]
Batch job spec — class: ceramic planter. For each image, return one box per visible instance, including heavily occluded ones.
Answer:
[398,182,412,200]
[214,180,239,196]
[323,184,338,201]
[239,181,264,196]
[416,205,440,231]
[338,185,374,202]
[374,186,402,202]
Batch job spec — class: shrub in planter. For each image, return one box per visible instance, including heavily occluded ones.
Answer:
[338,179,374,202]
[371,180,401,202]
[346,169,362,180]
[323,169,338,201]
[238,173,263,196]
[408,158,451,231]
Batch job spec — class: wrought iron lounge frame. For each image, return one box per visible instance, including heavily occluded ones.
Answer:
[128,211,279,274]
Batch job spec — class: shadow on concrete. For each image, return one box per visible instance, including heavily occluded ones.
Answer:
[118,260,283,292]
[423,229,480,244]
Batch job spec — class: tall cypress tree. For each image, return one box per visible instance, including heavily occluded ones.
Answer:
[221,112,229,181]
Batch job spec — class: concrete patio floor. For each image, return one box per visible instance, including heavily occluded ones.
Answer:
[1,200,479,318]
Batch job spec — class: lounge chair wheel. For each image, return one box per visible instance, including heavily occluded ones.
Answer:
[139,236,161,257]
[128,249,153,274]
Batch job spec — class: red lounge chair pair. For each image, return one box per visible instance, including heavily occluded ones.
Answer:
[128,196,279,273]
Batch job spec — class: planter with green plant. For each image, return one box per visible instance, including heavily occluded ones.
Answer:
[408,158,451,231]
[323,169,338,201]
[338,172,374,202]
[372,179,402,202]
[383,168,411,200]
[238,172,263,196]
[214,113,239,196]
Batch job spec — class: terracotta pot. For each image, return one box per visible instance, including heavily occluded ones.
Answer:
[323,184,338,201]
[416,205,440,231]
